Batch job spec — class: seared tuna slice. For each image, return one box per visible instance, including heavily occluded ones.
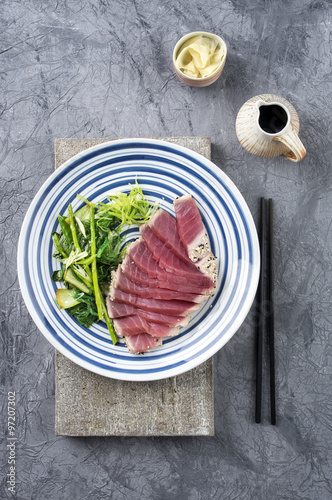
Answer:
[106,298,191,326]
[112,268,206,303]
[126,238,159,278]
[121,255,214,294]
[146,208,217,284]
[157,247,200,277]
[148,209,191,263]
[108,199,219,355]
[106,299,137,318]
[124,333,162,354]
[195,252,218,284]
[174,194,211,262]
[121,255,158,287]
[140,224,198,274]
[127,238,208,280]
[113,316,179,338]
[110,288,200,316]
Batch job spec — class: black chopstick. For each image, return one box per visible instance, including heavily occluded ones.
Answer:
[268,199,276,425]
[255,197,265,424]
[255,197,276,425]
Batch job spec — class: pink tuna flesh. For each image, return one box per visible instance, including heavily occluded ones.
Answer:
[113,267,206,304]
[174,194,210,261]
[107,201,218,354]
[110,287,200,316]
[148,209,194,263]
[144,214,195,265]
[121,254,214,294]
[106,298,191,327]
[124,333,163,354]
[140,224,198,274]
[127,238,209,280]
[126,238,159,278]
[113,315,179,338]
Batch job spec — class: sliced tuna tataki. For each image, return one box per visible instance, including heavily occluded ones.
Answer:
[174,194,211,262]
[113,315,179,338]
[110,287,201,316]
[124,334,163,354]
[127,237,209,280]
[112,268,206,303]
[106,298,191,327]
[121,254,214,294]
[140,224,198,274]
[109,198,218,355]
[148,209,192,264]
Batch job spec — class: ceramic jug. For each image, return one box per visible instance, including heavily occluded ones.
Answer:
[235,94,306,162]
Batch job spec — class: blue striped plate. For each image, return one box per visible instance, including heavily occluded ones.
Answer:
[17,139,260,381]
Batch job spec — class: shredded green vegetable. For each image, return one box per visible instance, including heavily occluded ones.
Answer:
[52,181,158,344]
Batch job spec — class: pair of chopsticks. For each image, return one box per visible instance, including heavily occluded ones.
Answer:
[255,197,276,425]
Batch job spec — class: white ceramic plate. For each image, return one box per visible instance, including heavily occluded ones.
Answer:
[17,139,260,381]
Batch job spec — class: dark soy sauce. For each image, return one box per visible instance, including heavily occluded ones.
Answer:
[258,104,288,134]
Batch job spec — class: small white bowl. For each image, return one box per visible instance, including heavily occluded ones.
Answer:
[173,31,227,87]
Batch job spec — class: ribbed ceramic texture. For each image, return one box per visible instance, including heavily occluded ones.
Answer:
[17,138,260,381]
[235,94,300,158]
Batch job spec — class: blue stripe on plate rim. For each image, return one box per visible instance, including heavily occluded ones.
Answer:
[17,138,260,381]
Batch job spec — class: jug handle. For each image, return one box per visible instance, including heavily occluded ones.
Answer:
[273,130,306,162]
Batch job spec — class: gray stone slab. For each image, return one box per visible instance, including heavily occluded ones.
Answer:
[55,350,214,437]
[54,136,214,437]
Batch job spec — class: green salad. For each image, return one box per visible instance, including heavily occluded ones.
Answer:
[51,182,158,344]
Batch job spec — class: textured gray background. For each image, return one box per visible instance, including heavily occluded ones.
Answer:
[1,0,332,499]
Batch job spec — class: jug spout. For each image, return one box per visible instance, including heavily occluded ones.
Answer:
[255,99,267,109]
[235,94,306,162]
[256,101,290,136]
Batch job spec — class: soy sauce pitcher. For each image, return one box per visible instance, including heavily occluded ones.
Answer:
[235,94,306,162]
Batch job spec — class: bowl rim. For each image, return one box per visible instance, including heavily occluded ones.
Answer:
[173,31,227,81]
